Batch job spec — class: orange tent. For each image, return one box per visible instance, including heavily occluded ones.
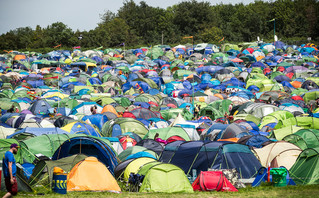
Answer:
[67,157,121,192]
[291,81,302,89]
[217,138,239,142]
[101,105,119,117]
[14,54,26,61]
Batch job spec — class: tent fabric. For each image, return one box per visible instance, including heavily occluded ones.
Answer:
[52,136,118,174]
[253,141,302,170]
[211,144,262,180]
[192,171,237,192]
[28,154,87,188]
[289,147,319,184]
[67,157,121,192]
[139,163,193,193]
[144,127,191,141]
[160,141,229,178]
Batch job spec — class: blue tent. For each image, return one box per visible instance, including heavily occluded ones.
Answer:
[29,99,51,115]
[82,114,108,131]
[211,144,262,179]
[160,141,230,178]
[52,136,118,174]
[244,135,270,148]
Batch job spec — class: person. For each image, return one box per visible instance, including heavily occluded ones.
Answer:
[7,105,15,113]
[90,105,97,115]
[2,144,19,198]
[186,105,191,112]
[194,104,200,119]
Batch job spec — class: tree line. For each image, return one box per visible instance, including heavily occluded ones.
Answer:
[0,0,318,52]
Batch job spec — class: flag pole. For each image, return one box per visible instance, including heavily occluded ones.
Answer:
[274,19,276,45]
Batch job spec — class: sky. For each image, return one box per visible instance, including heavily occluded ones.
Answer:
[0,0,256,35]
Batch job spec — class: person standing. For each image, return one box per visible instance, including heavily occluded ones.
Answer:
[2,144,19,198]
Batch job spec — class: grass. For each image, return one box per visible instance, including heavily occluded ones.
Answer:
[1,183,319,198]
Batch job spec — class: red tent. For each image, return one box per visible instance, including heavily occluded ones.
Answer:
[192,171,238,192]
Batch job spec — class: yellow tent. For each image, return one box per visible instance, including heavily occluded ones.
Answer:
[67,157,121,192]
[43,92,69,99]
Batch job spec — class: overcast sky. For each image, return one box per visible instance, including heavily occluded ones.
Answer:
[0,0,256,35]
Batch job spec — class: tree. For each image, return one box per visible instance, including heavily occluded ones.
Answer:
[199,26,223,43]
[43,22,74,47]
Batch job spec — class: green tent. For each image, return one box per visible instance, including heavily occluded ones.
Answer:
[0,98,21,112]
[19,134,87,163]
[53,98,78,109]
[209,99,232,115]
[303,91,319,103]
[259,110,294,129]
[290,147,319,184]
[101,117,148,138]
[283,129,319,150]
[135,94,160,104]
[139,163,193,193]
[164,50,175,61]
[160,108,193,121]
[291,88,308,96]
[0,139,22,163]
[276,117,319,130]
[199,105,223,120]
[91,96,117,106]
[173,70,193,80]
[28,154,87,191]
[144,127,191,141]
[272,125,304,141]
[146,47,164,59]
[113,97,131,107]
[133,78,158,89]
[233,114,261,125]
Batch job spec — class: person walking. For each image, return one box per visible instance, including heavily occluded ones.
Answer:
[2,144,19,198]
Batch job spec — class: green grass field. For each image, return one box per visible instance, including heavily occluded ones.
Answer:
[2,184,319,198]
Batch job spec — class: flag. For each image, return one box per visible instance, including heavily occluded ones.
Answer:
[54,44,62,48]
[183,36,193,39]
[268,18,275,22]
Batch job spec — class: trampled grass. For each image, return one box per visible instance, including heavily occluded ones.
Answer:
[2,184,319,198]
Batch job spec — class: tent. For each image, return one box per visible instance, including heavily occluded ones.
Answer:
[160,141,229,178]
[67,157,121,192]
[102,117,148,138]
[19,134,85,164]
[52,136,118,174]
[253,141,302,170]
[289,147,319,184]
[211,144,262,181]
[144,127,191,141]
[7,127,69,140]
[28,154,87,189]
[283,129,319,150]
[118,146,158,161]
[138,163,193,193]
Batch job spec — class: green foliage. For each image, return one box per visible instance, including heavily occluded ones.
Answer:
[1,0,319,51]
[199,27,223,43]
